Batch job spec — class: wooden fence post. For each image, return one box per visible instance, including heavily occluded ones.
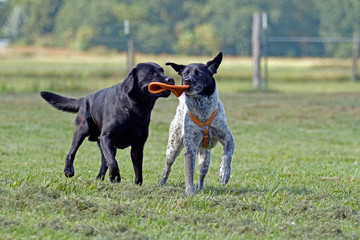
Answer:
[252,12,261,89]
[262,12,268,92]
[351,31,359,82]
[127,38,134,72]
[125,20,134,73]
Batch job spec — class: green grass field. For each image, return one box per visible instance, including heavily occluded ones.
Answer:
[1,47,360,239]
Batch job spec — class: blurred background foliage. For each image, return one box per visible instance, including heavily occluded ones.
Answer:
[1,0,360,57]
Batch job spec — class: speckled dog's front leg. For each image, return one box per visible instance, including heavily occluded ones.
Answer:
[219,133,235,185]
[183,122,202,195]
[184,150,196,195]
[196,148,211,190]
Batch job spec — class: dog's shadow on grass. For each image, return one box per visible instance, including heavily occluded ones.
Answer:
[161,181,262,197]
[200,185,318,198]
[201,186,262,197]
[160,178,318,198]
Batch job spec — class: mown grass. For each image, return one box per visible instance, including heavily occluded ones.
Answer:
[1,47,360,239]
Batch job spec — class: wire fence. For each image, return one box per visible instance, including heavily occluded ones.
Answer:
[250,12,360,93]
[2,16,360,94]
[261,40,360,93]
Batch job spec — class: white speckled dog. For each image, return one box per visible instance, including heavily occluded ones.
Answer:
[158,52,235,195]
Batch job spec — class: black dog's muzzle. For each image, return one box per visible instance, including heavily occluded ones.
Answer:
[165,77,175,85]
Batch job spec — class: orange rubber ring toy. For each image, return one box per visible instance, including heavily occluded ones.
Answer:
[148,82,189,97]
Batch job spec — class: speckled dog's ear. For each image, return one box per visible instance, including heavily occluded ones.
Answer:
[205,52,223,75]
[165,62,186,76]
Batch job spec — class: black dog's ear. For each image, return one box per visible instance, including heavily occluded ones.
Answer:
[205,52,223,75]
[123,67,138,95]
[165,62,186,75]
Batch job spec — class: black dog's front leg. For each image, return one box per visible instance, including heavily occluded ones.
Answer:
[99,135,120,182]
[131,145,144,185]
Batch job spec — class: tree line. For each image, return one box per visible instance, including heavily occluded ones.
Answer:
[1,0,360,57]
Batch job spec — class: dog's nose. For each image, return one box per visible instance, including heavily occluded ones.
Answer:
[166,77,175,85]
[183,78,191,85]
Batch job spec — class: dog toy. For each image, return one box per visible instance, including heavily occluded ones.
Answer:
[148,82,189,97]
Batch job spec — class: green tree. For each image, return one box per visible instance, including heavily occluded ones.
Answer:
[0,1,10,38]
[24,0,63,44]
[208,0,257,55]
[175,23,222,55]
[113,0,183,54]
[4,0,63,44]
[3,0,360,57]
[266,0,324,56]
[316,0,360,57]
[55,0,122,50]
[3,6,27,42]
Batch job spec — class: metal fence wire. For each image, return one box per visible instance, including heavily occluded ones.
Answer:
[253,12,360,93]
[263,40,359,92]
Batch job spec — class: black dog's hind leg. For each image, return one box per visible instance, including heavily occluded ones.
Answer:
[130,144,144,185]
[64,114,89,178]
[96,140,111,180]
[99,135,121,182]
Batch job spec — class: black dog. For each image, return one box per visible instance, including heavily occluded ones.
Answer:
[41,63,174,185]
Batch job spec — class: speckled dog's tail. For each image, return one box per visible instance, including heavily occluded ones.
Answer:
[40,91,84,113]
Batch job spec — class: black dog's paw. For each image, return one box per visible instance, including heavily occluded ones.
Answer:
[110,174,121,183]
[134,178,143,186]
[109,167,121,183]
[64,166,74,178]
[96,174,106,181]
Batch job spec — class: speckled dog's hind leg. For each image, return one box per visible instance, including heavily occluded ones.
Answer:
[219,135,235,186]
[158,121,184,186]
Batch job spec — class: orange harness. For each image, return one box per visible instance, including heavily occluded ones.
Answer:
[188,106,219,148]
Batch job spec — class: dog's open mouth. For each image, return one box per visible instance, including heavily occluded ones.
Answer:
[148,82,189,97]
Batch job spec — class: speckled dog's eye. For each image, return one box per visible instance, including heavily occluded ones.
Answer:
[194,69,201,76]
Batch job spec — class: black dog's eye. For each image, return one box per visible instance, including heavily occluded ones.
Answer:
[149,69,156,76]
[183,71,189,77]
[194,69,201,76]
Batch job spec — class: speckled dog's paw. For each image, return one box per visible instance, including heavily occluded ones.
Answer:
[185,185,195,195]
[219,162,231,185]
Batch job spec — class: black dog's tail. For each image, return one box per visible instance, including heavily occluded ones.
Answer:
[40,91,84,113]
